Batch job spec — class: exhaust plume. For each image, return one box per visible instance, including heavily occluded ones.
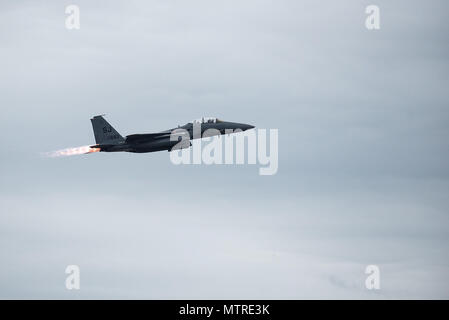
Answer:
[43,145,100,158]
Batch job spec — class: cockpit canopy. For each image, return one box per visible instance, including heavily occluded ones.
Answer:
[191,117,223,124]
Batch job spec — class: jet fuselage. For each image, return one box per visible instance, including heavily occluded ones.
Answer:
[90,116,254,154]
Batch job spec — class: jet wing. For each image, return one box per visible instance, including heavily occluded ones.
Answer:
[125,132,172,143]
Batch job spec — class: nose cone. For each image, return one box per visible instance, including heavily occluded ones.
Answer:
[227,121,255,131]
[241,123,255,131]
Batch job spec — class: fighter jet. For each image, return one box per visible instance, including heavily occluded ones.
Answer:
[90,115,255,153]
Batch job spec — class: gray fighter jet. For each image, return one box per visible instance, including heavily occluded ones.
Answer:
[90,115,255,153]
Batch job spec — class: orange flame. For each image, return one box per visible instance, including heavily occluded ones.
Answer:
[43,145,100,158]
[87,148,101,154]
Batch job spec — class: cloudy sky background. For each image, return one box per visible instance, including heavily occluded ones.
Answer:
[1,0,448,298]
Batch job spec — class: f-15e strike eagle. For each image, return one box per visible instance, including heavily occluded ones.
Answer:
[90,115,255,153]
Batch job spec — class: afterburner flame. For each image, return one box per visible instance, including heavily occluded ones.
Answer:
[43,145,100,158]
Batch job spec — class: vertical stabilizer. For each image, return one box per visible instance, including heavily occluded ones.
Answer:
[90,115,125,145]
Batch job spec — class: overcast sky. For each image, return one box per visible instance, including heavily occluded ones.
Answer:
[1,0,448,299]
